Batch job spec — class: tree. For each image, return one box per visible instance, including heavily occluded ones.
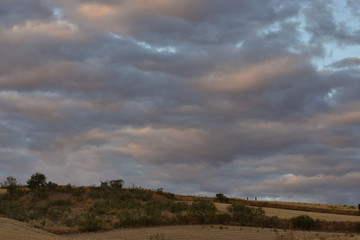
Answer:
[1,176,17,192]
[100,179,124,189]
[27,172,47,190]
[215,193,229,203]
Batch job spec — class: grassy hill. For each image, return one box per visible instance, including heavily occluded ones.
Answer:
[1,174,360,236]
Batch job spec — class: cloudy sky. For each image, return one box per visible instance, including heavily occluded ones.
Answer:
[1,0,360,204]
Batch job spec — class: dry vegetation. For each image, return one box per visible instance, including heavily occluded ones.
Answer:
[1,174,360,240]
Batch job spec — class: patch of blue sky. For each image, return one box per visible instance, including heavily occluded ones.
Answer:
[52,8,63,19]
[109,32,177,54]
[317,43,360,69]
[333,0,359,30]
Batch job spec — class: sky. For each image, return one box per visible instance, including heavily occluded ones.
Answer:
[1,0,360,205]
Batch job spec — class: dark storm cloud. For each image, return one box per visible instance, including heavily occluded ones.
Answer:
[1,0,360,204]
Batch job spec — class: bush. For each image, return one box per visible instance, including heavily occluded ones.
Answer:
[130,187,153,201]
[47,208,64,221]
[356,222,360,232]
[63,218,78,227]
[169,202,188,213]
[48,199,72,207]
[115,198,142,210]
[89,201,110,215]
[189,199,216,224]
[71,187,86,197]
[291,215,315,230]
[100,179,124,189]
[216,213,232,224]
[32,189,49,201]
[227,204,264,226]
[46,181,58,191]
[261,216,286,229]
[117,209,142,228]
[80,213,102,232]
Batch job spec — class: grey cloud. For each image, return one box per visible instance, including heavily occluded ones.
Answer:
[1,0,360,204]
[328,57,360,68]
[304,1,360,46]
[0,0,53,27]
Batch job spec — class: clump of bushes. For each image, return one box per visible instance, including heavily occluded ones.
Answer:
[189,199,216,224]
[356,222,360,232]
[80,213,102,232]
[227,204,265,226]
[291,215,315,230]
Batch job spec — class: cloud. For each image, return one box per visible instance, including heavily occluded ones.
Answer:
[200,55,309,93]
[328,57,360,68]
[1,0,360,204]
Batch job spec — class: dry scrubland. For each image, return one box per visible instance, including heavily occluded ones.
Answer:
[1,174,360,240]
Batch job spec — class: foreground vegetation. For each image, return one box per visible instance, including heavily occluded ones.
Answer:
[1,173,360,235]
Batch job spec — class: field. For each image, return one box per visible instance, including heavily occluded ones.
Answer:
[1,217,360,240]
[214,203,360,222]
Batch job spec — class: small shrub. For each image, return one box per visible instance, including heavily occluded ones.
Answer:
[47,208,64,221]
[356,222,360,233]
[149,233,165,240]
[117,209,142,228]
[169,202,188,213]
[90,201,110,215]
[46,181,58,191]
[49,199,72,207]
[80,213,102,232]
[116,198,142,210]
[291,215,315,230]
[32,189,49,201]
[71,187,86,197]
[131,187,153,201]
[63,218,78,227]
[144,200,165,217]
[216,213,232,224]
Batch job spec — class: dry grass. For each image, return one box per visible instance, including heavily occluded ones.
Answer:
[1,217,360,240]
[264,207,360,222]
[0,188,7,194]
[229,199,359,216]
[214,203,360,222]
[0,217,61,240]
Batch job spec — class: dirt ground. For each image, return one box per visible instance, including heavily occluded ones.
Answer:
[64,225,360,240]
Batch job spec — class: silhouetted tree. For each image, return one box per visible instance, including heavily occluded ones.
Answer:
[1,176,17,192]
[27,172,47,190]
[215,193,229,203]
